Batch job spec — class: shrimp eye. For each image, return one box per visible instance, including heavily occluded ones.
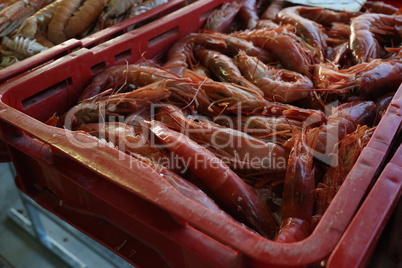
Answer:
[193,119,200,123]
[103,5,110,12]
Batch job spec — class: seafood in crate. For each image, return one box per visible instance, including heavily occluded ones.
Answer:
[48,0,402,241]
[0,0,183,70]
[0,0,401,267]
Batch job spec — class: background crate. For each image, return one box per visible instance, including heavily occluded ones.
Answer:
[0,0,192,162]
[0,0,191,85]
[0,0,401,267]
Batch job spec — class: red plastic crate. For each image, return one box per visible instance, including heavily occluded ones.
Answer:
[327,143,402,268]
[0,0,190,85]
[0,1,401,267]
[0,0,192,162]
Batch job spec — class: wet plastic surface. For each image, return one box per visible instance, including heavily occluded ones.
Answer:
[0,0,401,267]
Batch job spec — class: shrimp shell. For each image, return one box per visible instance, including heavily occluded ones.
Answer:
[0,55,19,69]
[16,0,62,39]
[65,0,108,39]
[0,0,52,36]
[2,36,47,56]
[47,0,82,44]
[127,0,168,18]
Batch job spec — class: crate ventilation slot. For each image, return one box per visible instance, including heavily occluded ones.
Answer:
[114,49,132,63]
[148,26,179,48]
[22,78,72,110]
[91,62,106,75]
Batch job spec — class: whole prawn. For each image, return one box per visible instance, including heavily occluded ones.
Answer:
[16,0,61,40]
[67,81,171,129]
[149,120,279,239]
[162,32,227,76]
[275,129,318,243]
[261,0,287,21]
[364,1,399,15]
[0,0,52,36]
[203,0,243,33]
[65,0,108,39]
[77,121,235,220]
[312,101,376,164]
[200,31,275,64]
[155,104,289,175]
[79,64,184,100]
[214,114,303,145]
[313,59,402,100]
[127,0,167,18]
[312,125,376,226]
[233,50,313,103]
[47,0,81,44]
[349,13,402,63]
[231,27,317,77]
[99,0,141,29]
[277,6,328,59]
[238,0,259,30]
[193,48,264,96]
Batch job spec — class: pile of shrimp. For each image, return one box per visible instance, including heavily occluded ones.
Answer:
[47,0,402,241]
[0,0,171,69]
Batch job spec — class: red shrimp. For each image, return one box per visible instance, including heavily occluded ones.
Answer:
[162,33,227,76]
[214,115,303,144]
[193,48,264,96]
[238,0,259,30]
[201,31,275,63]
[364,1,399,15]
[313,101,376,163]
[99,0,139,29]
[155,105,289,175]
[255,20,279,30]
[76,122,169,164]
[233,50,313,103]
[127,0,168,18]
[313,125,375,224]
[64,0,107,39]
[47,0,81,44]
[191,80,326,126]
[79,64,183,101]
[16,0,61,39]
[313,59,402,99]
[277,6,328,58]
[261,0,287,21]
[149,120,279,239]
[66,82,171,129]
[0,0,52,36]
[203,0,243,33]
[275,129,318,242]
[350,13,402,63]
[231,27,317,77]
[327,42,351,67]
[300,7,361,27]
[78,121,234,219]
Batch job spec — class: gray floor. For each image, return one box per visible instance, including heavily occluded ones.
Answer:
[0,163,133,268]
